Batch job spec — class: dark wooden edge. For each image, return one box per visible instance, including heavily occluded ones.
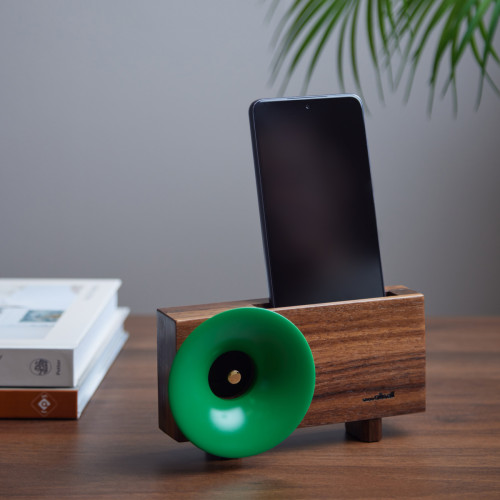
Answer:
[157,311,186,442]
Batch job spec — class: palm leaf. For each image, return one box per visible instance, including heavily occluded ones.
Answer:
[477,0,500,105]
[267,0,500,112]
[301,2,349,93]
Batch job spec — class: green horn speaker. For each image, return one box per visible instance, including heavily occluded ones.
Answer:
[168,307,316,458]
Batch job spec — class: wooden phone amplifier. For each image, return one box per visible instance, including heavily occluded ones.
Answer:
[157,285,425,446]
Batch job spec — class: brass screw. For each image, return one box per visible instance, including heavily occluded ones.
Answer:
[227,370,241,385]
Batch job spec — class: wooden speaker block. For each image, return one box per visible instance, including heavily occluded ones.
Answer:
[157,285,425,443]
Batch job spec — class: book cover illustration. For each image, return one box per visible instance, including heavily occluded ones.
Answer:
[0,283,81,341]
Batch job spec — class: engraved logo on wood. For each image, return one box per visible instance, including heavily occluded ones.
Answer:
[363,391,395,402]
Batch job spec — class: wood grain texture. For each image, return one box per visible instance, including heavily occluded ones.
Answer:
[275,290,425,427]
[158,286,425,439]
[0,316,499,499]
[160,297,269,322]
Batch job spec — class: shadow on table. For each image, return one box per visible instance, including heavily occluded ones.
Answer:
[108,419,411,480]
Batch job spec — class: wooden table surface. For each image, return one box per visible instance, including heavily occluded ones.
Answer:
[1,316,499,499]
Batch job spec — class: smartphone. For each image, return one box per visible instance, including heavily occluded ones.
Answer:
[249,94,385,308]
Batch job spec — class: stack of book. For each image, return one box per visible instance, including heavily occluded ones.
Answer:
[0,279,129,419]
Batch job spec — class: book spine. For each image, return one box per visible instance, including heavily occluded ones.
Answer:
[0,349,74,387]
[0,388,78,419]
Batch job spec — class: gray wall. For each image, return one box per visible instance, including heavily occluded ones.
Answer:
[1,1,499,316]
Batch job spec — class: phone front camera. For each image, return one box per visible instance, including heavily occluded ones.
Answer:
[305,104,311,110]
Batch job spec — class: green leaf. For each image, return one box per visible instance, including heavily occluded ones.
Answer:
[270,0,327,84]
[350,1,363,93]
[278,1,344,94]
[301,2,348,93]
[367,0,385,100]
[266,0,500,112]
[336,4,354,92]
[477,0,500,105]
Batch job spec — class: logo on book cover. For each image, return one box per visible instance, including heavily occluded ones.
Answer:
[30,358,52,376]
[31,393,57,417]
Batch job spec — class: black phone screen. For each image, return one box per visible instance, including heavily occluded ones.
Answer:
[249,95,384,308]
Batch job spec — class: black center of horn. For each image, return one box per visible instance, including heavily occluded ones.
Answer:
[208,350,255,399]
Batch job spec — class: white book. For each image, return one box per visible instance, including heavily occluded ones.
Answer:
[0,279,128,387]
[75,319,128,418]
[0,311,129,419]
